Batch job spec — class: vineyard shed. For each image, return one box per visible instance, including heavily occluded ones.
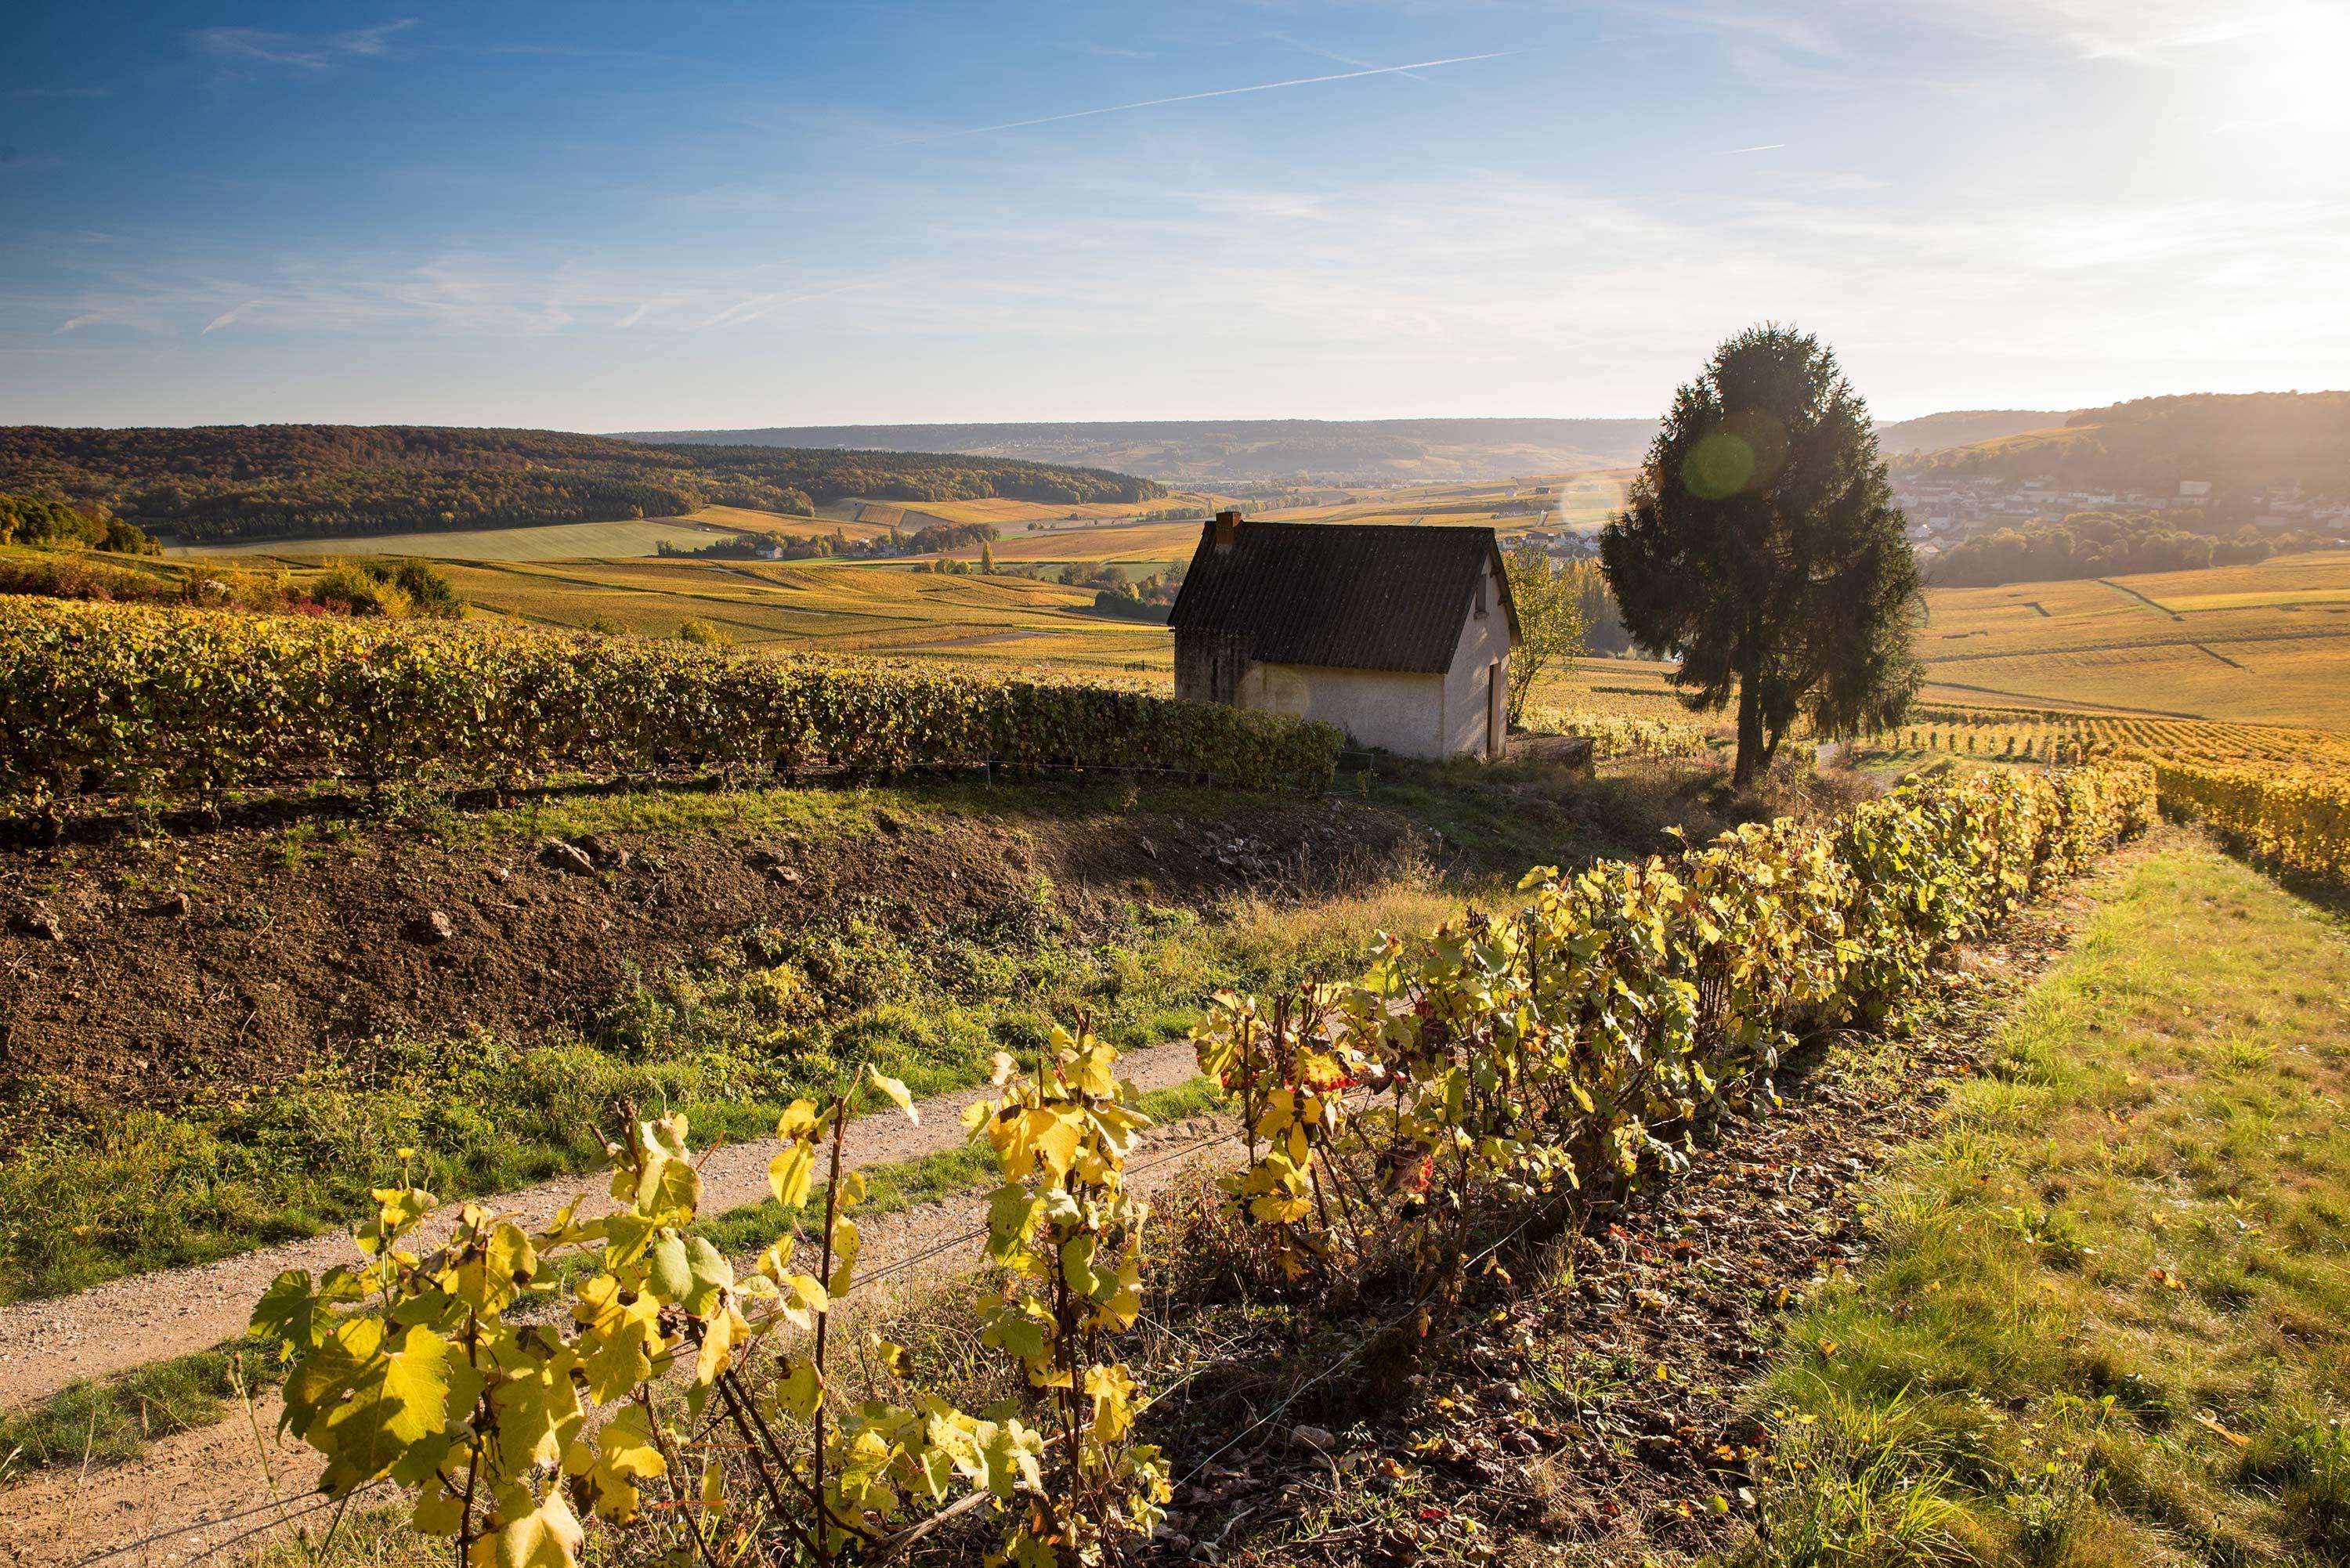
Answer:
[1168,512,1519,761]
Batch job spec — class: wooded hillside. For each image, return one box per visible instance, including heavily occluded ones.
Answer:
[1893,392,2350,498]
[0,426,1162,545]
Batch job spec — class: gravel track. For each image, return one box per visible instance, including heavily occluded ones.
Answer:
[0,1040,1205,1411]
[0,1042,1245,1566]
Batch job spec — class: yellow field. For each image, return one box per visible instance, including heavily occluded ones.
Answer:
[167,515,728,561]
[159,471,1629,573]
[690,504,897,542]
[1254,469,1629,537]
[946,518,1211,567]
[1918,552,2350,727]
[408,558,1177,677]
[887,493,1224,527]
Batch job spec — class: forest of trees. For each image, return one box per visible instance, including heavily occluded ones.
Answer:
[0,491,157,554]
[1929,510,2294,587]
[0,425,1162,546]
[660,519,1003,562]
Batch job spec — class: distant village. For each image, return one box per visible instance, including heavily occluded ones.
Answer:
[1888,475,2350,557]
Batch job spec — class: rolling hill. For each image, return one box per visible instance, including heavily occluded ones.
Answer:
[0,425,1162,547]
[1892,392,2350,501]
[614,418,1665,485]
[1912,551,2350,728]
[620,410,2106,485]
[1872,408,2076,453]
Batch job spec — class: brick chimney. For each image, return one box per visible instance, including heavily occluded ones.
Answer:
[1212,509,1241,551]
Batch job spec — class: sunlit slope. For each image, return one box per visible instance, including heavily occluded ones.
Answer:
[1921,551,2350,724]
[168,506,902,561]
[435,558,1174,675]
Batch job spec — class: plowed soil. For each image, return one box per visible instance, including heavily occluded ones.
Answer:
[0,785,1412,1112]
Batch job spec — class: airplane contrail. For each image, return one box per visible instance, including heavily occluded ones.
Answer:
[883,50,1522,147]
[1726,143,1786,154]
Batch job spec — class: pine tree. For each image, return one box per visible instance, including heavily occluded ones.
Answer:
[1601,325,1925,786]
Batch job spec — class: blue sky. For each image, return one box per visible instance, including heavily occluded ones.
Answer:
[3,2,2344,429]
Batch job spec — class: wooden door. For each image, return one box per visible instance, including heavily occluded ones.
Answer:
[1486,660,1503,760]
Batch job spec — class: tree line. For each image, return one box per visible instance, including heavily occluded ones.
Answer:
[1,491,158,555]
[660,518,1004,563]
[1928,510,2303,587]
[0,425,1162,546]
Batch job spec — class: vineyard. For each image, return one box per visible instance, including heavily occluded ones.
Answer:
[0,599,1342,820]
[1521,703,1713,761]
[2151,761,2350,891]
[1861,700,2350,893]
[1878,701,2350,771]
[244,761,2153,1564]
[1918,553,2350,728]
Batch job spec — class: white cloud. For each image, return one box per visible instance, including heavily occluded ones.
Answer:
[193,20,417,74]
[1925,0,2274,60]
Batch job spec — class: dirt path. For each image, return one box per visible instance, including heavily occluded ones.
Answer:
[0,1063,1248,1566]
[0,1041,1206,1411]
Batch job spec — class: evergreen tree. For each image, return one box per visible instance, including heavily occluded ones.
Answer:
[1601,325,1924,786]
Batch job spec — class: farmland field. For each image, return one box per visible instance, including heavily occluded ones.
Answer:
[1918,551,2350,726]
[434,556,1177,674]
[164,514,728,560]
[882,494,1222,526]
[1256,468,1630,535]
[165,505,911,562]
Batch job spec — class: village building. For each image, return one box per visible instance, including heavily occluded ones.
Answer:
[1168,511,1519,761]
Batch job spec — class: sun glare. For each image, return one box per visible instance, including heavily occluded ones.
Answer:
[2241,4,2350,129]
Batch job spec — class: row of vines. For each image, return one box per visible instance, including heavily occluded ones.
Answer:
[249,761,2154,1565]
[0,600,1343,818]
[1884,702,2350,772]
[2153,761,2350,892]
[1880,703,2350,894]
[1523,703,1714,761]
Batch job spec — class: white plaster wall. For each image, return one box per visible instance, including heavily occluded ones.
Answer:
[1231,663,1447,757]
[1438,562,1514,760]
[1225,555,1515,760]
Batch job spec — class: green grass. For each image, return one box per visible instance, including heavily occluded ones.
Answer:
[0,764,1472,1304]
[1731,836,2350,1567]
[0,1334,281,1479]
[0,1078,1224,1476]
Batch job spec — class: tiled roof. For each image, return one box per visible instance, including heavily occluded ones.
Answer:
[1168,519,1517,674]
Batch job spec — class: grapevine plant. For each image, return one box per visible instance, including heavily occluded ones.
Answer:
[0,599,1342,822]
[1190,764,2157,1285]
[255,1036,1168,1566]
[248,764,2154,1562]
[2153,759,2350,894]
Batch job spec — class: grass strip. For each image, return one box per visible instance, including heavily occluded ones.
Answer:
[0,1334,282,1479]
[1734,838,2350,1566]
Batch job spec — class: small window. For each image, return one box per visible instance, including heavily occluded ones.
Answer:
[1473,566,1488,618]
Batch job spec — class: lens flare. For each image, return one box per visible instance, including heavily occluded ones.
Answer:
[1684,432,1756,499]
